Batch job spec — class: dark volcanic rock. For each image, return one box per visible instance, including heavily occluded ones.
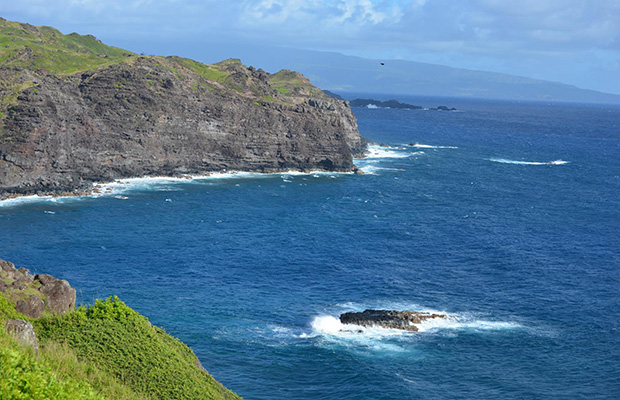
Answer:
[34,274,76,314]
[339,309,447,331]
[349,98,457,112]
[15,294,45,319]
[0,57,367,197]
[0,259,76,317]
[350,98,423,110]
[434,105,457,111]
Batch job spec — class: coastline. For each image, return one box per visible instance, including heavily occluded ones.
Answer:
[0,167,360,205]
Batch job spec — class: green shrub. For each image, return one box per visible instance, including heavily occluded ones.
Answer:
[0,292,102,400]
[35,296,241,400]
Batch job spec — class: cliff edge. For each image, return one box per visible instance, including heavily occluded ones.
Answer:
[1,258,241,399]
[0,19,367,197]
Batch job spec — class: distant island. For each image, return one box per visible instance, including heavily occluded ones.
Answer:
[0,18,367,199]
[349,98,456,111]
[223,46,620,104]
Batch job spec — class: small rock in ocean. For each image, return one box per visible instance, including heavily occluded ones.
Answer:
[339,309,447,332]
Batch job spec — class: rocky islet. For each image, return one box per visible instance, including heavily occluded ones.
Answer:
[339,309,447,332]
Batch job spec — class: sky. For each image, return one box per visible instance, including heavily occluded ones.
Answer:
[3,0,620,94]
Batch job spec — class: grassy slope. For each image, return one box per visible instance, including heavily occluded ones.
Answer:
[0,18,330,116]
[36,297,241,400]
[0,18,133,75]
[0,293,104,399]
[1,293,240,399]
[269,69,324,96]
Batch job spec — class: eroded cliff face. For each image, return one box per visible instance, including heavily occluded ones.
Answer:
[0,56,366,197]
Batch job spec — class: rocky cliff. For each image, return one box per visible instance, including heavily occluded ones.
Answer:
[0,19,367,197]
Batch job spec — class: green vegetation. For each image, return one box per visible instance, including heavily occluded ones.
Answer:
[171,57,229,83]
[0,341,102,400]
[269,69,323,96]
[0,292,240,399]
[35,296,241,400]
[0,19,134,76]
[0,80,35,114]
[0,293,102,400]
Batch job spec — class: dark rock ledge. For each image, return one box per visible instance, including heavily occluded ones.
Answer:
[0,259,76,319]
[339,309,447,332]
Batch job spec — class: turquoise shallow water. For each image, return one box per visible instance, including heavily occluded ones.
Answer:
[1,98,619,399]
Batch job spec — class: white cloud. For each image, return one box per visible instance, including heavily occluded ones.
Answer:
[239,0,398,27]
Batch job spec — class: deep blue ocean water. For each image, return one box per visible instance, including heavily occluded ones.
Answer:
[1,97,619,399]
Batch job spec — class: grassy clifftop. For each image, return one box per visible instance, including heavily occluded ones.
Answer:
[1,292,241,399]
[0,18,133,75]
[0,18,326,103]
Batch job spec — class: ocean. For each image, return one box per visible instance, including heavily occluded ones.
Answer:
[1,97,619,399]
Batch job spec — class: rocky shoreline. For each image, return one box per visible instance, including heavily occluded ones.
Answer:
[0,166,366,201]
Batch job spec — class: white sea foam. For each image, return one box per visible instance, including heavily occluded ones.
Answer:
[301,316,409,353]
[0,169,349,208]
[356,164,407,174]
[409,143,458,149]
[0,193,89,208]
[0,195,53,208]
[416,316,520,332]
[302,306,523,352]
[489,158,569,166]
[364,145,412,159]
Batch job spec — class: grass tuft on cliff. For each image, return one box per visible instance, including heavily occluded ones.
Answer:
[269,69,324,97]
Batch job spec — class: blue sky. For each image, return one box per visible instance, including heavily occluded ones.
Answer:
[4,0,620,94]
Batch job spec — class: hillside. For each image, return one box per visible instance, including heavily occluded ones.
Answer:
[0,19,366,198]
[0,259,241,399]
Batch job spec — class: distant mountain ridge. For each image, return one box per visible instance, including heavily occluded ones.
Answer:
[173,44,620,104]
[271,50,620,104]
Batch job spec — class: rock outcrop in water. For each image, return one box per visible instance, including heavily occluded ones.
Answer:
[0,19,367,198]
[339,309,447,332]
[349,98,456,111]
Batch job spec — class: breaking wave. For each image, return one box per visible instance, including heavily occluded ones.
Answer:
[0,170,348,208]
[299,303,524,354]
[409,143,458,149]
[489,158,569,165]
[364,145,412,159]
